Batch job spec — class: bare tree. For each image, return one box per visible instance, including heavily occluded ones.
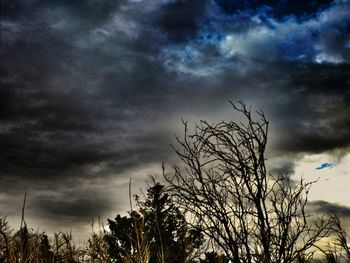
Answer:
[164,102,334,263]
[331,215,350,262]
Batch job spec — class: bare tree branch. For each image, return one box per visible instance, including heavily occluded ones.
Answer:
[164,102,334,263]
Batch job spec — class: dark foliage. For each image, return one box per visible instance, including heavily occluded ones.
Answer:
[106,181,203,263]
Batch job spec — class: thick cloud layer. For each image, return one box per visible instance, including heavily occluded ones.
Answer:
[310,200,350,217]
[1,0,349,237]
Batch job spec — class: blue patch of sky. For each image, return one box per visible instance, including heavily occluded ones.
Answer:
[254,5,277,21]
[201,2,313,55]
[166,45,200,62]
[213,0,248,15]
[183,46,198,60]
[346,39,350,48]
[212,0,332,22]
[160,0,348,75]
[197,31,225,45]
[316,162,334,170]
[278,35,317,61]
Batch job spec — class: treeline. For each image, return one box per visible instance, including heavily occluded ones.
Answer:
[1,102,350,263]
[0,180,349,263]
[0,181,225,263]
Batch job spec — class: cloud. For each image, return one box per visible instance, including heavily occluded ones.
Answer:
[309,200,350,217]
[0,0,349,238]
[30,191,114,220]
[163,0,349,73]
[268,159,296,174]
[152,0,208,43]
[268,63,350,154]
[214,0,334,18]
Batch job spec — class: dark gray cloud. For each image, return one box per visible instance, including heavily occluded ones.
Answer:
[1,0,349,237]
[152,0,208,43]
[214,0,333,17]
[268,159,296,174]
[1,0,124,23]
[309,200,350,217]
[30,192,114,220]
[266,63,350,154]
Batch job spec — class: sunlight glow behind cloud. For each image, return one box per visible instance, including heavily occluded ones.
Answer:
[294,152,350,205]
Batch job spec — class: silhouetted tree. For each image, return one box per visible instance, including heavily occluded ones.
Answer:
[138,180,203,263]
[107,212,141,262]
[52,232,81,263]
[107,180,203,263]
[329,215,350,262]
[87,218,110,263]
[0,217,10,263]
[164,102,334,263]
[40,234,54,263]
[200,252,229,263]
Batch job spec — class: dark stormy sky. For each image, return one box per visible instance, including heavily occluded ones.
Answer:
[1,0,350,239]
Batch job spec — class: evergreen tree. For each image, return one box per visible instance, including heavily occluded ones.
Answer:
[107,181,203,263]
